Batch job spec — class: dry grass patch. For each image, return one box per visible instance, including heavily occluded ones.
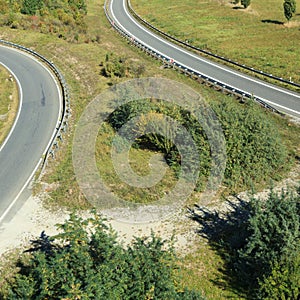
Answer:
[0,64,19,147]
[284,20,300,28]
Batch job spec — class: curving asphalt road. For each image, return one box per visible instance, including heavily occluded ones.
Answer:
[0,1,298,224]
[110,0,300,118]
[0,45,61,222]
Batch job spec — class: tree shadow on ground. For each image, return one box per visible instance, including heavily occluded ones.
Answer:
[261,19,284,25]
[187,196,254,298]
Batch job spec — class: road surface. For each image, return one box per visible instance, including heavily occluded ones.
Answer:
[110,0,300,118]
[0,45,61,222]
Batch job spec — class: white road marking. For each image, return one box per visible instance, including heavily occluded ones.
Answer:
[0,45,63,223]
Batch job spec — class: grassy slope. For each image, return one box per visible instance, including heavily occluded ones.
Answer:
[131,0,300,84]
[0,0,299,299]
[0,0,295,208]
[0,65,19,146]
[177,241,245,299]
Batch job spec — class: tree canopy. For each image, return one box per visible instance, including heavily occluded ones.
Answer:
[190,185,300,299]
[1,212,204,299]
[283,0,296,21]
[241,0,251,9]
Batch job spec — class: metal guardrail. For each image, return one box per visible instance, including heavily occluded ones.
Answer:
[0,39,70,170]
[127,0,300,91]
[104,0,282,114]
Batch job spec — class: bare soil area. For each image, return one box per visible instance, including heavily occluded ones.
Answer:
[0,161,299,259]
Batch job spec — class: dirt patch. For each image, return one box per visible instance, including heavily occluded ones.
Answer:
[283,20,300,28]
[0,161,299,258]
[0,195,196,257]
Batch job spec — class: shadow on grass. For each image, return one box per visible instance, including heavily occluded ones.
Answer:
[232,6,245,10]
[188,196,254,298]
[261,19,284,25]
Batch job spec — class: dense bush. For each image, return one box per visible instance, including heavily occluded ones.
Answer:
[211,99,288,190]
[101,52,146,79]
[101,52,128,78]
[1,213,204,299]
[244,188,299,299]
[0,0,87,40]
[283,0,296,21]
[241,0,251,9]
[191,186,300,299]
[106,97,288,192]
[107,98,211,190]
[21,0,43,15]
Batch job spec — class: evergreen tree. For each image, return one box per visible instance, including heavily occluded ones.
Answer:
[241,0,251,8]
[284,0,296,21]
[191,186,300,298]
[2,212,205,299]
[232,188,300,298]
[237,189,300,287]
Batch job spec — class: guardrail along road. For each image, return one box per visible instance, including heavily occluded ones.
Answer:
[109,0,300,118]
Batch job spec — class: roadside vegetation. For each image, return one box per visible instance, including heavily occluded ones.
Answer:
[131,0,300,85]
[0,65,19,146]
[0,0,299,298]
[0,212,204,299]
[0,0,87,42]
[188,186,300,299]
[1,187,298,299]
[96,96,290,205]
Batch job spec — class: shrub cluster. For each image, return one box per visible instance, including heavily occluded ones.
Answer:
[106,96,289,192]
[100,52,146,79]
[211,99,288,190]
[0,0,87,41]
[0,213,204,299]
[191,186,300,299]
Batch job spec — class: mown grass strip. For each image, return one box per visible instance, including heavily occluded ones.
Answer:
[131,0,300,84]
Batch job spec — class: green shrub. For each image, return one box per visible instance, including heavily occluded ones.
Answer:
[241,0,251,8]
[191,186,300,298]
[1,213,205,299]
[259,257,300,300]
[211,99,288,190]
[21,0,42,15]
[0,0,87,40]
[101,52,129,78]
[104,97,289,193]
[237,188,300,298]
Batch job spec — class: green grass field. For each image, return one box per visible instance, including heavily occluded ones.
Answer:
[0,0,299,298]
[179,242,245,299]
[131,0,300,84]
